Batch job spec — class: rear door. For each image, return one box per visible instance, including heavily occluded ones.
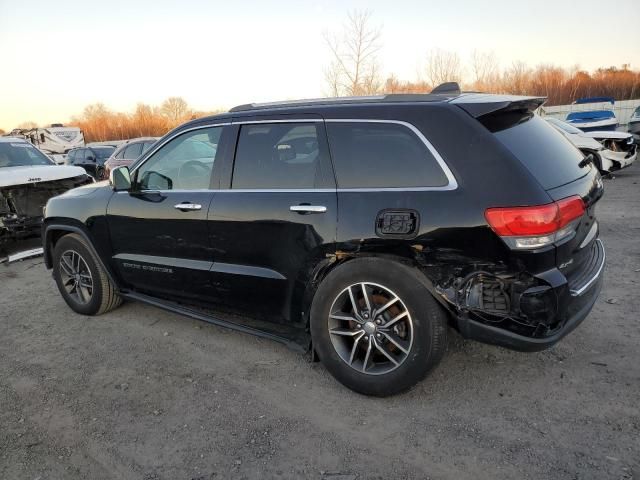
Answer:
[205,116,337,322]
[107,124,230,300]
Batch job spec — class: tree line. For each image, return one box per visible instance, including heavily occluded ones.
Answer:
[68,98,220,142]
[7,10,639,141]
[325,11,640,105]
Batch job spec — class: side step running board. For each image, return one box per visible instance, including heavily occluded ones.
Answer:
[122,291,308,353]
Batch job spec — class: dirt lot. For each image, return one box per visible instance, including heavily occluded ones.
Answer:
[1,166,639,480]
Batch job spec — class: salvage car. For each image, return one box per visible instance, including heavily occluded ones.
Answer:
[0,137,93,256]
[546,117,637,173]
[43,85,606,396]
[582,130,637,172]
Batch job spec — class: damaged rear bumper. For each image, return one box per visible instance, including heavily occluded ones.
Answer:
[456,272,602,352]
[438,239,605,352]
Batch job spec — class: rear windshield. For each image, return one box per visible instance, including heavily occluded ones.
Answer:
[487,114,590,190]
[92,147,115,159]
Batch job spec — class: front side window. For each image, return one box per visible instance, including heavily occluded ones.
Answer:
[135,127,222,191]
[325,122,449,189]
[232,122,329,189]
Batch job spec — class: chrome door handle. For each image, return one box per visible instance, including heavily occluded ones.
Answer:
[174,203,202,211]
[290,205,327,214]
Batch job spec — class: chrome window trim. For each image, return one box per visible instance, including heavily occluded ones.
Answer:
[130,123,231,175]
[127,118,458,193]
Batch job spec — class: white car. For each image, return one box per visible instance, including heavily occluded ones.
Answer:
[546,117,637,173]
[582,130,637,171]
[0,137,93,256]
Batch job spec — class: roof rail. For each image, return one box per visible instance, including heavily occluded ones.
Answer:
[228,84,463,113]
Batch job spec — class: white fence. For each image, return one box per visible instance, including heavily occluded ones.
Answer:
[540,99,640,128]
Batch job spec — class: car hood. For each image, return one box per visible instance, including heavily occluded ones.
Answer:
[582,131,632,140]
[0,165,89,188]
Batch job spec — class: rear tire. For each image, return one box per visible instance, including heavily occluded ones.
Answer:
[52,233,122,315]
[310,257,447,396]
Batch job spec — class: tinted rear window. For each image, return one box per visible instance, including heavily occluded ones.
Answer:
[325,122,448,189]
[490,114,590,189]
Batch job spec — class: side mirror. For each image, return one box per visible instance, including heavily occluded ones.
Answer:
[110,166,131,191]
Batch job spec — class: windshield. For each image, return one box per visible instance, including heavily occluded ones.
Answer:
[92,147,115,159]
[0,142,54,168]
[545,117,583,135]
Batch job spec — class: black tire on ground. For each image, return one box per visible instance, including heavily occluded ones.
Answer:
[310,257,448,396]
[52,233,122,316]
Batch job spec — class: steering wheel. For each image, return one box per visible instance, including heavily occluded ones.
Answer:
[178,160,210,188]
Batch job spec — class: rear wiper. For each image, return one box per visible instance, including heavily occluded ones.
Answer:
[579,153,595,169]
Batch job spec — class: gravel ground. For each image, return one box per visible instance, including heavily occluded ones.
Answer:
[1,164,639,480]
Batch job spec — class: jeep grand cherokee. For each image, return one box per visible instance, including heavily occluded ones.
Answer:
[43,85,605,396]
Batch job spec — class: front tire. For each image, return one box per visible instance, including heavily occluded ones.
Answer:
[310,257,447,396]
[52,233,122,315]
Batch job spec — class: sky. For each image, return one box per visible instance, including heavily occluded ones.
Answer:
[0,0,638,131]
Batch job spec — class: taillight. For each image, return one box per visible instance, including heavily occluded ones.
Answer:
[485,195,585,250]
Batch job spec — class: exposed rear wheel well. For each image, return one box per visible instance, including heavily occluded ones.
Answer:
[299,251,433,329]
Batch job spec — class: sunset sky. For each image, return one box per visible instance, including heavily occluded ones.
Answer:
[1,0,638,131]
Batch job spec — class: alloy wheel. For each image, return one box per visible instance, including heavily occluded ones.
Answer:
[59,250,94,305]
[328,282,414,375]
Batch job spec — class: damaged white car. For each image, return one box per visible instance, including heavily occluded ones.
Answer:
[546,117,637,173]
[582,130,637,172]
[0,137,93,257]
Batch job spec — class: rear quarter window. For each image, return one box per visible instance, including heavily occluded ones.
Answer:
[325,122,449,189]
[489,114,591,190]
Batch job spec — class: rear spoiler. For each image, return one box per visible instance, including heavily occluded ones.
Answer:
[450,94,546,118]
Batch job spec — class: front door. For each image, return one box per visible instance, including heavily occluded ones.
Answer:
[206,118,337,323]
[107,124,228,301]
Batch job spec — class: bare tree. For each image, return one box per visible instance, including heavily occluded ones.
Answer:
[160,97,191,125]
[17,121,38,129]
[324,10,383,96]
[425,48,463,87]
[470,50,500,90]
[502,61,531,95]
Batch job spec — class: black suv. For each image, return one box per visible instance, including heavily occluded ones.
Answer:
[43,87,605,396]
[67,146,116,179]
